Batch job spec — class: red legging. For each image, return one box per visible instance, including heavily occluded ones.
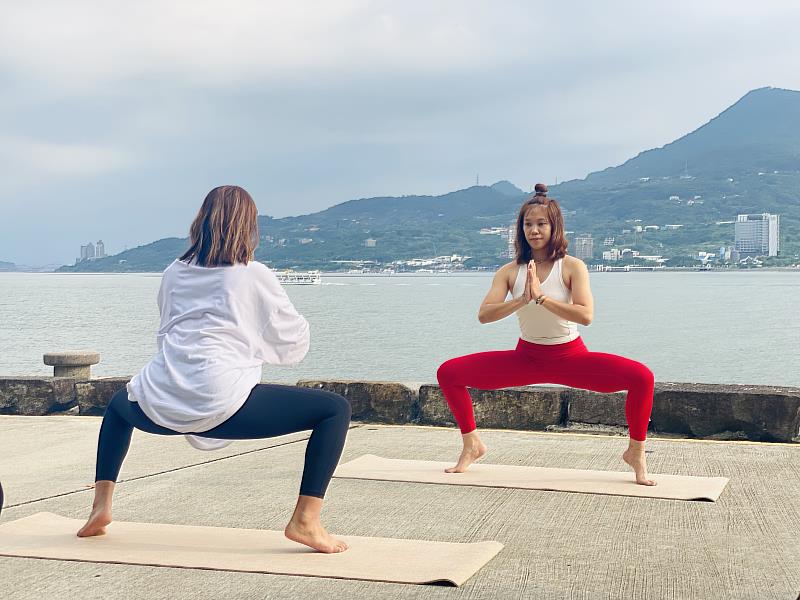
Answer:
[436,337,654,440]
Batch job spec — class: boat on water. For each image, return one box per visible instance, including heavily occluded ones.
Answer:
[274,270,321,285]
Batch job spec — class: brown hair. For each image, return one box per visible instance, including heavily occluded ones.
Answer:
[179,185,259,267]
[514,183,568,263]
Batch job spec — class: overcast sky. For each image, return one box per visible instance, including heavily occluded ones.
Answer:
[2,1,799,266]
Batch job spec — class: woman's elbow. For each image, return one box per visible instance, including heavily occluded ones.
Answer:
[581,312,594,326]
[478,310,497,324]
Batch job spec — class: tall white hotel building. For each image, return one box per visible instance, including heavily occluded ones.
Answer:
[734,213,780,257]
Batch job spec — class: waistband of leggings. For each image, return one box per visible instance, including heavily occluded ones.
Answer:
[516,336,586,353]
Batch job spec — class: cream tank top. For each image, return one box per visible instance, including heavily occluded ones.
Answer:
[511,258,579,345]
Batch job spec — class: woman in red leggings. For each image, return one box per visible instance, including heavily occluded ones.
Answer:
[437,183,656,486]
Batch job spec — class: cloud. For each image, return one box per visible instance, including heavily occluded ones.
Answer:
[0,136,134,177]
[2,1,800,265]
[6,1,793,94]
[0,1,512,93]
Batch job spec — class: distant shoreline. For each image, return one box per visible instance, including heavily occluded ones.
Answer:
[2,267,799,276]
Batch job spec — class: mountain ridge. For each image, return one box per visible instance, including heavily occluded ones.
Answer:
[58,87,800,272]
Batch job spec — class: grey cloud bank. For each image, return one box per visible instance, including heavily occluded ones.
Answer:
[1,1,799,266]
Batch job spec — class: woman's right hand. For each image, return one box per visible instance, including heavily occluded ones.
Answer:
[522,263,534,304]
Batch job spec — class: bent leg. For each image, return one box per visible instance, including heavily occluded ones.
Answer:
[202,384,351,499]
[80,387,181,537]
[202,384,351,553]
[437,348,542,473]
[545,351,656,485]
[95,389,180,482]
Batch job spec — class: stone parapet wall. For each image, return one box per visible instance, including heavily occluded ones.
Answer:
[0,377,131,417]
[1,377,798,443]
[0,377,78,416]
[299,380,800,442]
[294,381,419,423]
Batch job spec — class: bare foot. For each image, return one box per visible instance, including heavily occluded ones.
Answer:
[77,507,112,537]
[285,519,348,553]
[445,436,487,473]
[622,448,657,486]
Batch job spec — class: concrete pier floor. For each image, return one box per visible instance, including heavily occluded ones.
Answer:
[1,416,798,599]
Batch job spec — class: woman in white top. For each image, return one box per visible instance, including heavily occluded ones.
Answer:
[78,186,352,553]
[437,184,657,485]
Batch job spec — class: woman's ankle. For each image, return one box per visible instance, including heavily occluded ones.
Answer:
[461,429,481,442]
[627,439,646,452]
[290,495,324,525]
[91,480,116,508]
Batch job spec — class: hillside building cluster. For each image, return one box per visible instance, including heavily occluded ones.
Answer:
[76,240,106,263]
[476,209,781,269]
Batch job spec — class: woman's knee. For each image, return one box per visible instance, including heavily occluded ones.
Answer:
[318,390,351,422]
[630,362,654,391]
[105,387,130,416]
[437,358,461,386]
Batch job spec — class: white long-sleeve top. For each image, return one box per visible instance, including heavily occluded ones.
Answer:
[126,259,309,449]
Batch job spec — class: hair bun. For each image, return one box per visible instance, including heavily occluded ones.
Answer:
[534,183,548,196]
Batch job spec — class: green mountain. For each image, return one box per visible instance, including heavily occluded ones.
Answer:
[585,87,800,182]
[59,87,800,272]
[490,180,527,196]
[60,238,188,273]
[549,87,800,262]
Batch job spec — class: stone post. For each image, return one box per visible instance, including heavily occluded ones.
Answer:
[43,351,101,378]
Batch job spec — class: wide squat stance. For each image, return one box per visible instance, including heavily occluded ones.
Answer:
[78,185,352,552]
[437,183,656,486]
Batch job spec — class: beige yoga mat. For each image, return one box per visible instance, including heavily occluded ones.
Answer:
[334,454,729,502]
[0,512,502,586]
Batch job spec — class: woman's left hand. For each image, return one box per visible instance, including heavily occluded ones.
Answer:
[527,260,542,299]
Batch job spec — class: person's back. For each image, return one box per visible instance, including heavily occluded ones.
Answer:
[79,185,350,553]
[129,259,309,434]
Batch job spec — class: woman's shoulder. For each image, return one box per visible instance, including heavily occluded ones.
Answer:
[561,255,587,271]
[245,259,271,275]
[161,259,183,280]
[498,260,522,274]
[242,261,285,292]
[497,260,522,287]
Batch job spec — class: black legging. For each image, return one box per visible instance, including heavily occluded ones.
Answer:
[95,384,351,498]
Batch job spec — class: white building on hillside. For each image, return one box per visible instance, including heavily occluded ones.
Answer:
[735,213,780,257]
[573,235,594,260]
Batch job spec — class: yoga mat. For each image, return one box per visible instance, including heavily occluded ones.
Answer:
[0,512,502,587]
[334,454,729,502]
